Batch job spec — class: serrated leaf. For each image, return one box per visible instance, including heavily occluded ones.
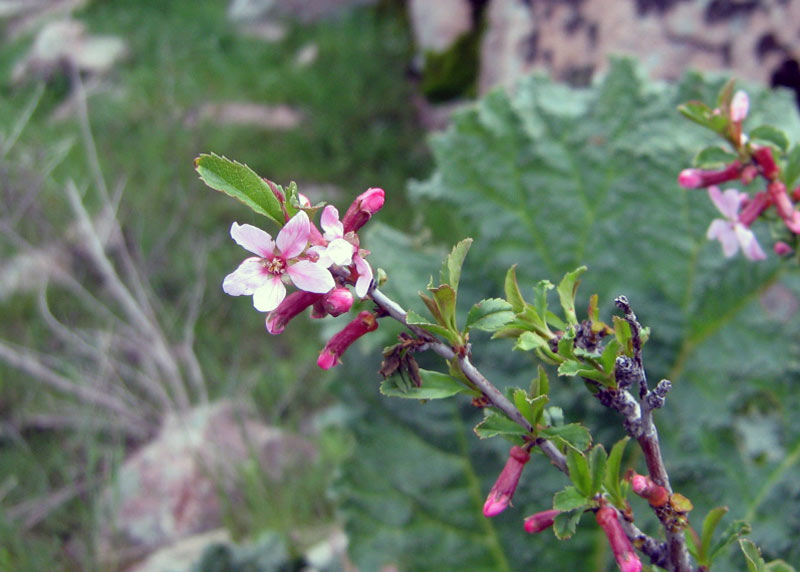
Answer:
[406,309,461,344]
[514,331,548,351]
[749,125,790,153]
[783,144,800,188]
[380,369,468,399]
[557,359,609,384]
[553,508,585,540]
[700,506,729,562]
[604,437,629,505]
[513,389,548,427]
[556,266,587,325]
[532,279,553,322]
[195,153,283,225]
[440,238,473,293]
[430,284,458,331]
[588,445,607,496]
[612,316,633,355]
[531,365,550,398]
[466,298,514,332]
[504,265,526,312]
[553,486,590,511]
[710,520,751,562]
[740,539,768,572]
[766,561,797,572]
[474,411,528,439]
[599,338,622,376]
[566,447,592,496]
[693,145,739,168]
[539,423,591,451]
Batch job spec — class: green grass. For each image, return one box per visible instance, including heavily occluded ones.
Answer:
[0,1,431,569]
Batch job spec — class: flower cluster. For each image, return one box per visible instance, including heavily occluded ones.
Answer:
[223,187,385,367]
[678,89,800,260]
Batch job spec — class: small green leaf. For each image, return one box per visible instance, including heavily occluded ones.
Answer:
[678,101,714,128]
[588,445,607,496]
[540,423,591,451]
[599,338,622,376]
[613,316,633,354]
[553,486,589,511]
[543,406,564,427]
[604,437,629,504]
[782,144,800,188]
[766,560,797,572]
[440,238,473,293]
[504,265,526,312]
[566,447,592,497]
[557,329,577,360]
[513,389,548,427]
[379,369,468,399]
[710,520,751,562]
[556,266,587,325]
[693,145,738,168]
[474,412,528,439]
[514,331,548,351]
[195,153,283,225]
[430,284,458,330]
[466,298,514,332]
[750,125,790,153]
[406,309,461,345]
[739,539,768,572]
[553,508,585,540]
[531,366,550,398]
[717,78,736,109]
[531,279,554,322]
[700,506,729,562]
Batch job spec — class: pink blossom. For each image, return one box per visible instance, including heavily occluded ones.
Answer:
[323,287,354,316]
[730,90,749,122]
[483,445,530,517]
[265,291,322,334]
[354,254,373,297]
[342,187,385,233]
[596,506,642,572]
[706,186,766,261]
[677,162,742,189]
[223,211,335,312]
[315,205,356,267]
[774,241,794,256]
[317,311,379,369]
[523,509,560,533]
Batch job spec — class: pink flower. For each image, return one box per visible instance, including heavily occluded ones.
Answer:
[223,211,335,312]
[322,287,354,316]
[353,254,373,297]
[596,506,642,572]
[483,445,530,517]
[342,187,385,233]
[315,205,356,267]
[730,90,749,122]
[317,310,379,369]
[706,186,766,261]
[774,241,794,256]
[523,509,560,533]
[677,162,742,189]
[265,290,322,334]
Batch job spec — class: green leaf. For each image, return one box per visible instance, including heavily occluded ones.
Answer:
[678,100,714,128]
[556,266,587,325]
[539,423,591,451]
[693,145,739,168]
[195,153,283,225]
[566,447,592,497]
[531,366,550,398]
[766,561,797,572]
[513,389,548,427]
[749,125,790,153]
[474,411,528,440]
[440,238,473,293]
[429,284,458,331]
[710,520,751,562]
[588,445,607,496]
[553,508,585,540]
[700,506,729,562]
[504,265,526,312]
[553,485,589,511]
[466,298,514,332]
[531,280,554,323]
[380,369,468,399]
[783,144,800,188]
[406,309,461,345]
[604,437,629,505]
[514,331,549,351]
[740,539,768,572]
[557,359,609,384]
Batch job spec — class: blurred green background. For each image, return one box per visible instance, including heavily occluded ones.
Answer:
[1,1,800,571]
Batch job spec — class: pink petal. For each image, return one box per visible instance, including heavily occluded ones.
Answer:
[287,260,335,293]
[230,223,275,258]
[708,186,742,220]
[326,238,355,266]
[277,210,310,259]
[222,258,269,296]
[730,90,749,122]
[734,225,766,261]
[321,205,344,240]
[252,277,286,312]
[707,219,739,258]
[354,255,373,298]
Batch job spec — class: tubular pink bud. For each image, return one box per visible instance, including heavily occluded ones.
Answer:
[317,310,378,369]
[523,509,560,533]
[596,507,642,572]
[630,473,669,507]
[266,291,323,335]
[323,287,354,316]
[483,446,531,517]
[730,90,749,123]
[753,146,779,181]
[342,187,385,233]
[740,164,758,185]
[738,191,769,226]
[774,241,793,256]
[678,162,742,189]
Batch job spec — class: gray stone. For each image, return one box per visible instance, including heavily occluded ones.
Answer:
[408,0,472,54]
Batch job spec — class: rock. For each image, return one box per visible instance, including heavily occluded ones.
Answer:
[96,400,316,569]
[407,0,472,54]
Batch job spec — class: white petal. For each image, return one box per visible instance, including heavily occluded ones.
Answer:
[253,278,286,312]
[321,205,344,240]
[277,211,310,259]
[354,256,373,298]
[326,238,354,266]
[708,219,739,257]
[287,260,334,293]
[734,224,766,261]
[222,258,269,296]
[230,223,274,258]
[708,187,742,221]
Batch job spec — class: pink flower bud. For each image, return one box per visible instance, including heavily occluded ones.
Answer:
[630,473,669,507]
[774,241,793,256]
[523,509,560,533]
[753,146,779,181]
[740,164,758,185]
[266,291,322,334]
[317,310,379,369]
[596,507,642,572]
[323,287,354,316]
[730,90,749,123]
[342,187,385,233]
[678,162,742,189]
[738,191,769,226]
[483,446,531,517]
